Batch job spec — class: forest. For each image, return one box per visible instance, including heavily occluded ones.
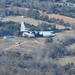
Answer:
[0,36,75,75]
[0,20,75,74]
[0,0,75,18]
[0,0,75,75]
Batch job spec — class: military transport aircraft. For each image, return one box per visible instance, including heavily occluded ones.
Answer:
[20,22,56,38]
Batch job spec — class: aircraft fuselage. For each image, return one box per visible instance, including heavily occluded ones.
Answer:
[22,31,55,37]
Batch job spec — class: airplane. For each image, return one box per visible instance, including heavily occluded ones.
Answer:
[20,22,56,38]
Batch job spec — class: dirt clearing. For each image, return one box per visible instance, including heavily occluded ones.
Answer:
[0,37,46,53]
[48,14,75,24]
[2,16,49,26]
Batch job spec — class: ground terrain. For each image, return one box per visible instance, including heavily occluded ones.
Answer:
[0,30,75,66]
[17,7,75,24]
[20,7,75,24]
[1,8,75,66]
[48,14,75,24]
[1,16,49,26]
[0,37,45,53]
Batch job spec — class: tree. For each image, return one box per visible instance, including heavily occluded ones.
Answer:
[26,8,40,19]
[51,24,56,30]
[44,42,68,58]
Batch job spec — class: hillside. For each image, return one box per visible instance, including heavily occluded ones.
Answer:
[0,0,75,75]
[6,6,75,24]
[1,16,49,26]
[48,14,75,24]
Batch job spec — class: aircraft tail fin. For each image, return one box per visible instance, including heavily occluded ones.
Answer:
[20,22,27,32]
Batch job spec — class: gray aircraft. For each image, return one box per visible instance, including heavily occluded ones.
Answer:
[20,22,56,38]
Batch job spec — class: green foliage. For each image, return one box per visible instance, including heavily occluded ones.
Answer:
[6,51,21,59]
[44,42,68,58]
[64,62,75,75]
[71,25,75,30]
[0,21,39,36]
[0,21,20,36]
[64,63,74,71]
[22,53,33,60]
[51,24,56,30]
[38,23,52,31]
[61,37,75,46]
[26,8,40,19]
[44,37,75,59]
[0,50,75,75]
[39,15,49,21]
[0,0,75,19]
[26,8,49,21]
[0,21,56,37]
[67,0,75,3]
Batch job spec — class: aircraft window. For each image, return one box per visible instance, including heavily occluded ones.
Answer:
[32,32,36,34]
[28,31,30,33]
[37,32,40,35]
